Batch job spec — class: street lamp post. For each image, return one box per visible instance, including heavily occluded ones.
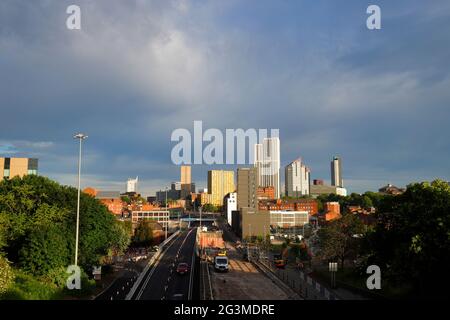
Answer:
[73,133,87,266]
[199,206,202,232]
[165,187,168,240]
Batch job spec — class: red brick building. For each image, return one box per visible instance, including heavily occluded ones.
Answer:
[323,201,341,221]
[83,187,124,216]
[258,198,319,215]
[101,198,124,216]
[257,186,276,200]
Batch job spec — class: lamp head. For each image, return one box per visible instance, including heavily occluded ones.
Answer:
[73,133,88,140]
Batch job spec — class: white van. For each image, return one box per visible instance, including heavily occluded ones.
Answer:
[214,256,229,272]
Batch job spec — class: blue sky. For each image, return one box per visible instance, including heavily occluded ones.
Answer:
[0,0,449,196]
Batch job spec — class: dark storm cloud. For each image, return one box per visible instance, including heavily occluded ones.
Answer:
[0,0,449,194]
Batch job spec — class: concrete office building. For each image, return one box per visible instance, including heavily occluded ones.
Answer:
[180,165,191,184]
[180,165,195,198]
[270,210,309,229]
[224,192,237,226]
[237,167,257,210]
[131,210,170,229]
[0,157,38,179]
[207,170,235,206]
[254,137,280,198]
[232,207,270,239]
[331,156,343,187]
[285,158,310,197]
[156,186,181,203]
[127,177,138,193]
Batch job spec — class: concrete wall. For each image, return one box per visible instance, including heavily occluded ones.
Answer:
[10,158,28,178]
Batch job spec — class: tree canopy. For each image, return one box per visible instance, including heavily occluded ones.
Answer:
[317,213,365,268]
[361,180,450,296]
[0,175,130,281]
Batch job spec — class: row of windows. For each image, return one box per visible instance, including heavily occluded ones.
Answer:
[135,213,169,218]
[2,169,38,178]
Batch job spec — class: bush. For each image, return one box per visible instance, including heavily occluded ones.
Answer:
[0,271,62,300]
[0,255,14,294]
[19,224,70,276]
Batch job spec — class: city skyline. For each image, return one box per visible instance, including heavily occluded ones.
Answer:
[0,1,449,196]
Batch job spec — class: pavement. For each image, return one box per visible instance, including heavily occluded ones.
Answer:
[209,244,291,300]
[209,219,293,300]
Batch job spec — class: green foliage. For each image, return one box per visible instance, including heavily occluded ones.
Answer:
[361,180,450,295]
[133,220,154,246]
[19,224,70,276]
[0,270,62,300]
[202,204,220,213]
[0,175,132,298]
[120,195,131,204]
[0,255,14,294]
[110,220,131,255]
[316,191,384,214]
[0,212,7,250]
[317,213,365,268]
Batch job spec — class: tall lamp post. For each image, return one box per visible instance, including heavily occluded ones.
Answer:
[165,186,168,240]
[73,133,88,266]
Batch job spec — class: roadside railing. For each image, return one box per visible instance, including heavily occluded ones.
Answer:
[200,260,214,300]
[250,247,340,300]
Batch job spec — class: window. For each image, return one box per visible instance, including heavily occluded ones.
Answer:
[3,158,10,178]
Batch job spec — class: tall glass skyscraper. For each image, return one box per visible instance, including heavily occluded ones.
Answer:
[331,156,343,187]
[285,158,310,197]
[254,137,280,199]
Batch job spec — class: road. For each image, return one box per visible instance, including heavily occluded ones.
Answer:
[135,228,197,300]
[95,263,141,300]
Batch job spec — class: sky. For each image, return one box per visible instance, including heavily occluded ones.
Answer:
[0,0,449,196]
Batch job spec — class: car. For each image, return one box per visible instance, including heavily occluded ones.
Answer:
[171,293,184,300]
[274,259,286,269]
[176,262,189,275]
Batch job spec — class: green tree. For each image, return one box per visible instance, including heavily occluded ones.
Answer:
[120,196,131,205]
[361,195,373,208]
[362,180,450,296]
[19,223,70,276]
[110,221,131,255]
[133,220,154,246]
[0,175,127,278]
[317,213,365,269]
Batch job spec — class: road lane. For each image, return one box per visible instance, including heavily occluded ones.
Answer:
[165,228,197,300]
[137,228,197,300]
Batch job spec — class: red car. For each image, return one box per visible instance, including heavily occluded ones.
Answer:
[176,262,189,275]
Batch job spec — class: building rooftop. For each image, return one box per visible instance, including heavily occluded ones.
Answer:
[96,191,121,199]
